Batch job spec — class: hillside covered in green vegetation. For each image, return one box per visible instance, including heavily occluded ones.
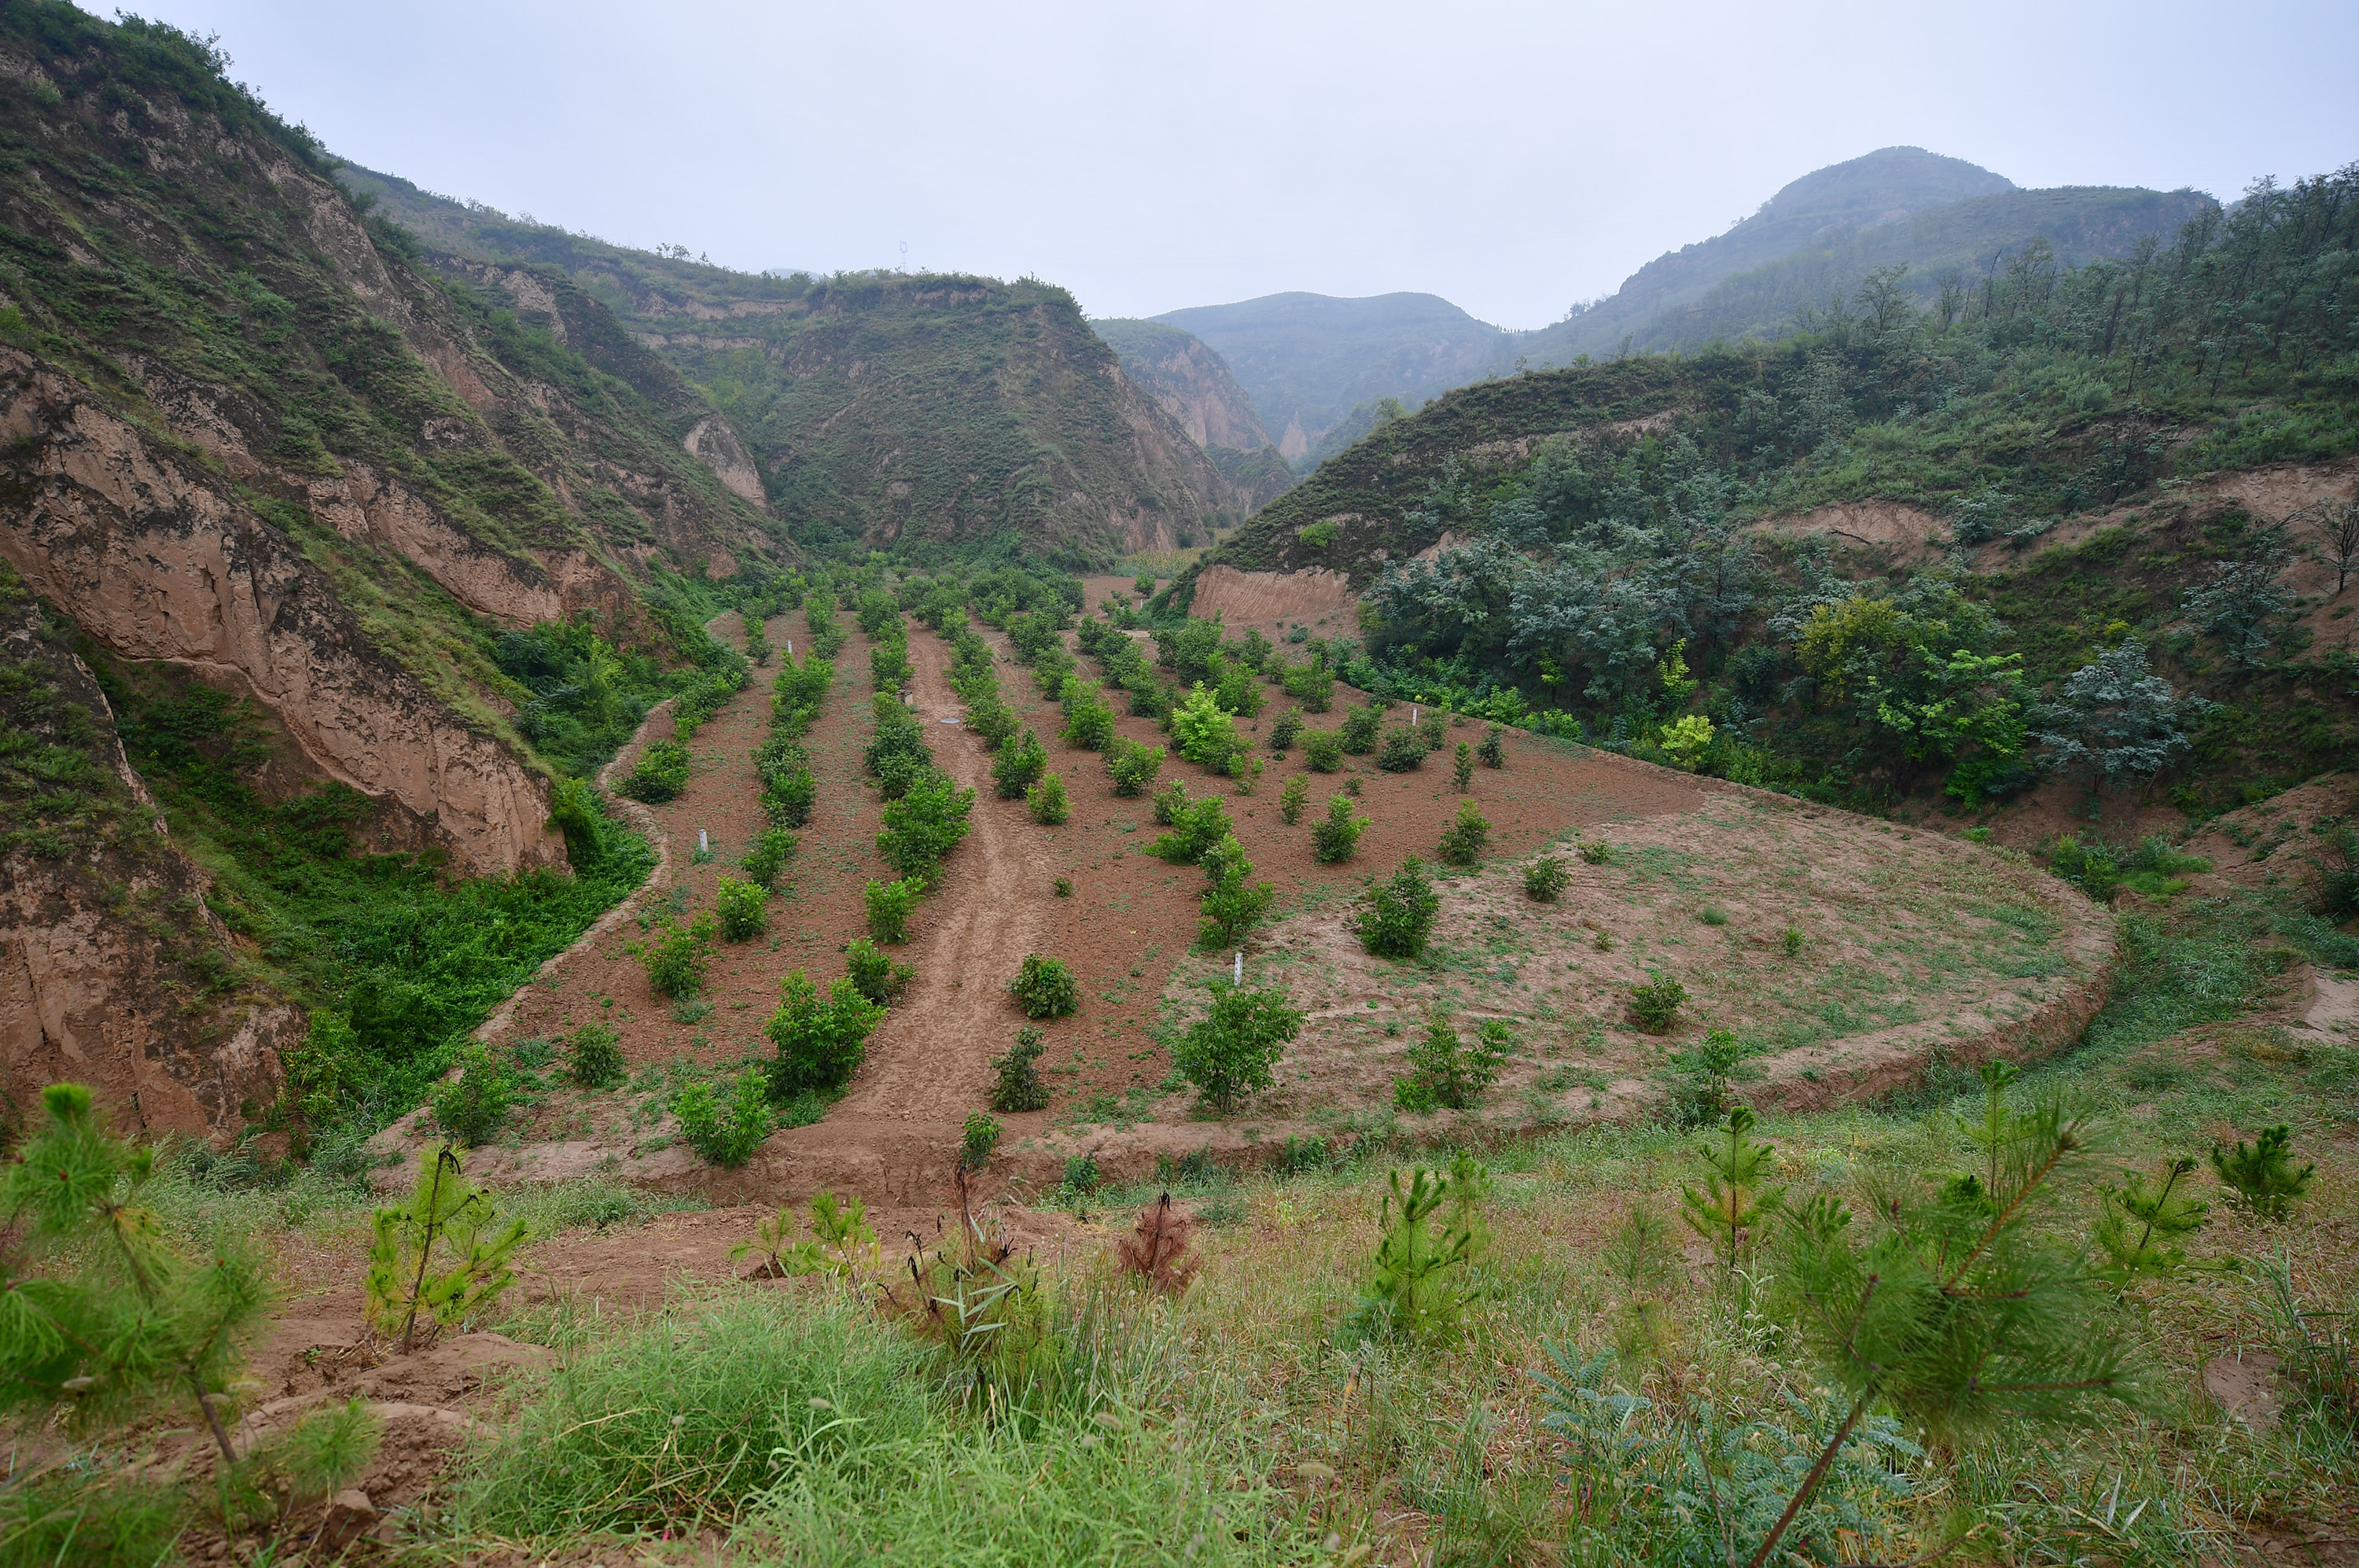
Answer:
[1178,166,2359,818]
[341,167,1246,565]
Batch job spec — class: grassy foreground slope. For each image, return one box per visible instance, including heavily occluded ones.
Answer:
[341,167,1246,565]
[1178,167,2358,820]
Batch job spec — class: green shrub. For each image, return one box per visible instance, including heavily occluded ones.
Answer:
[546,776,606,866]
[430,1042,514,1145]
[715,875,768,941]
[864,877,922,944]
[673,1069,773,1168]
[1151,778,1188,826]
[1062,1154,1102,1194]
[1339,705,1382,754]
[1301,728,1344,771]
[1279,773,1311,824]
[1452,742,1474,791]
[1343,1162,1489,1342]
[1009,954,1079,1018]
[1268,707,1303,753]
[1058,678,1117,750]
[1197,833,1275,948]
[1577,838,1613,864]
[989,1025,1051,1113]
[566,1022,625,1089]
[967,693,1019,752]
[1311,794,1370,863]
[1478,727,1506,767]
[991,729,1047,799]
[1097,738,1154,797]
[2044,834,2123,899]
[1297,521,1338,549]
[1026,771,1070,824]
[1375,725,1425,771]
[1149,794,1233,864]
[763,767,815,827]
[959,1113,1001,1172]
[766,972,887,1095]
[1435,800,1490,866]
[1174,980,1305,1113]
[742,826,798,888]
[878,769,975,883]
[2210,1124,2315,1219]
[1523,857,1570,901]
[1393,1013,1506,1111]
[1628,974,1688,1033]
[845,937,915,1005]
[619,739,692,803]
[0,1470,182,1567]
[1283,661,1334,713]
[1667,1028,1750,1128]
[1171,683,1239,769]
[1357,857,1441,959]
[642,911,718,998]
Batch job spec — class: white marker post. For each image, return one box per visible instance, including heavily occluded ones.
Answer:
[1411,705,1419,727]
[698,830,708,856]
[1233,951,1242,985]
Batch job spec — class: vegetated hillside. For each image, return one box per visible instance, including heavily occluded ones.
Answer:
[343,167,1245,564]
[0,6,776,1136]
[1094,318,1297,512]
[1517,146,2019,363]
[1153,290,1511,462]
[1180,165,2359,823]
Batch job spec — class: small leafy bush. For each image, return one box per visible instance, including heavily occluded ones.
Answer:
[1435,800,1490,866]
[1311,793,1370,864]
[845,937,915,1004]
[1009,954,1080,1018]
[619,739,690,803]
[1283,661,1334,712]
[1106,737,1166,796]
[863,876,922,943]
[1375,725,1426,771]
[878,768,975,883]
[673,1069,774,1168]
[742,826,797,888]
[716,875,768,940]
[1357,857,1441,959]
[1453,742,1474,791]
[1779,925,1805,956]
[566,1022,624,1089]
[2210,1124,2315,1219]
[1062,1154,1101,1194]
[1478,726,1506,767]
[1198,834,1275,948]
[989,1025,1051,1113]
[430,1043,514,1145]
[1268,707,1303,753]
[1628,974,1688,1034]
[1175,980,1305,1113]
[1279,773,1310,823]
[1027,771,1071,823]
[1171,682,1240,769]
[762,767,815,828]
[1339,705,1382,754]
[1151,778,1189,826]
[1058,678,1117,750]
[992,729,1047,798]
[366,1143,526,1354]
[1301,728,1344,771]
[643,912,719,998]
[959,1113,1001,1172]
[1150,794,1234,865]
[1524,857,1570,901]
[1577,838,1613,864]
[1393,1013,1507,1112]
[765,971,887,1095]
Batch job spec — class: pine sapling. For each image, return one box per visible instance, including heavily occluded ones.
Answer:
[1678,1106,1786,1280]
[364,1143,528,1355]
[1345,1166,1490,1343]
[2094,1157,2231,1295]
[1452,742,1474,791]
[2210,1124,2315,1219]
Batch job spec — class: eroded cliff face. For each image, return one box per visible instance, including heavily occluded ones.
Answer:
[0,348,563,876]
[0,587,292,1143]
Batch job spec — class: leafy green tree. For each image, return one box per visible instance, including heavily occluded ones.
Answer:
[2183,532,2292,666]
[992,728,1047,798]
[1025,771,1070,823]
[642,911,718,998]
[878,768,974,883]
[741,825,798,888]
[1175,980,1305,1113]
[845,936,914,1003]
[766,971,887,1095]
[1278,772,1310,823]
[2031,640,2193,786]
[1171,682,1239,769]
[1357,857,1441,959]
[0,1084,273,1464]
[1435,800,1490,866]
[1268,706,1303,753]
[1393,1011,1504,1111]
[1452,742,1474,790]
[672,1069,774,1168]
[863,876,922,943]
[429,1040,514,1145]
[989,1025,1051,1113]
[1058,676,1117,749]
[1478,727,1506,767]
[715,874,767,940]
[1197,831,1274,948]
[1106,736,1165,796]
[1339,704,1383,754]
[1008,954,1080,1018]
[1311,793,1370,864]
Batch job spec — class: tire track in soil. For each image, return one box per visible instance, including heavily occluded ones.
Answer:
[768,618,1049,1202]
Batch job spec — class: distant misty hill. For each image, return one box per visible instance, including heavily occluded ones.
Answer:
[1092,318,1299,510]
[1151,293,1511,465]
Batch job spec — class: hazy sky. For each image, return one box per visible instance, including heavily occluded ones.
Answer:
[123,0,2357,329]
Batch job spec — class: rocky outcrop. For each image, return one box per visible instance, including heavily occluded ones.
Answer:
[0,591,291,1143]
[0,348,563,876]
[683,416,767,506]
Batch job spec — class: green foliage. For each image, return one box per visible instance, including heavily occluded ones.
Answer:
[1667,1026,1750,1127]
[2093,1158,2224,1294]
[864,876,922,944]
[992,728,1048,799]
[1452,741,1474,790]
[1628,974,1688,1033]
[1058,677,1117,750]
[733,1189,879,1280]
[1679,1106,1786,1276]
[959,1113,1002,1172]
[672,1069,774,1169]
[642,911,718,999]
[1311,793,1370,864]
[365,1143,526,1356]
[544,776,606,867]
[765,971,887,1096]
[1009,954,1080,1018]
[1106,736,1165,797]
[1435,799,1490,866]
[1393,1012,1506,1111]
[1375,724,1426,771]
[1278,773,1310,824]
[0,1083,272,1464]
[429,1040,515,1145]
[1268,706,1303,753]
[2209,1124,2315,1220]
[1478,726,1506,767]
[1175,981,1305,1113]
[1196,832,1275,948]
[619,739,691,803]
[1300,728,1344,771]
[565,1022,625,1090]
[1338,704,1383,754]
[714,874,767,941]
[1026,771,1071,824]
[989,1025,1051,1113]
[1150,778,1188,826]
[1147,792,1234,865]
[1578,838,1614,864]
[1523,856,1570,901]
[1358,856,1441,959]
[741,826,798,889]
[1170,682,1240,769]
[1341,1165,1489,1343]
[845,937,915,1005]
[877,769,975,884]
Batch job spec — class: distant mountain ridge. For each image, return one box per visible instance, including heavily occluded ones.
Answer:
[1091,318,1298,510]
